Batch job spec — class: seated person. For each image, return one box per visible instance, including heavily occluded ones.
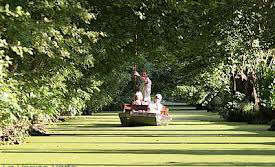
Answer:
[132,91,148,112]
[149,94,163,114]
[133,91,143,105]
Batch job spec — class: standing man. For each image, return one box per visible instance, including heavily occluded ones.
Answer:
[134,69,152,103]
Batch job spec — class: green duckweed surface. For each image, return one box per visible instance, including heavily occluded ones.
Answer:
[1,105,275,167]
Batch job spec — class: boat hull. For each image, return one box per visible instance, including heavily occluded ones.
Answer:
[119,111,172,126]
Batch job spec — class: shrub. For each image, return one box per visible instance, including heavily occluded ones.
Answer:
[1,120,30,145]
[268,119,275,131]
[171,85,208,105]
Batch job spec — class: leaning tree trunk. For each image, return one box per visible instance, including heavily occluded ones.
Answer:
[251,83,260,106]
[250,73,260,106]
[231,72,236,95]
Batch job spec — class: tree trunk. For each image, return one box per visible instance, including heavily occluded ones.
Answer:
[233,77,236,94]
[250,73,260,106]
[252,83,260,106]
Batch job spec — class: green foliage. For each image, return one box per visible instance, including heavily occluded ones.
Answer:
[171,85,206,104]
[257,50,275,109]
[219,92,253,122]
[1,0,275,144]
[0,0,107,143]
[166,0,274,123]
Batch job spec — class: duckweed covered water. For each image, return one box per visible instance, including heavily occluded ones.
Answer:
[0,107,275,167]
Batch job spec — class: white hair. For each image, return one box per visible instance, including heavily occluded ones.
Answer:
[135,91,143,100]
[155,94,162,101]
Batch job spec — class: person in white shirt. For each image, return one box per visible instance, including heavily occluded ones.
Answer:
[132,91,148,112]
[134,70,152,103]
[149,94,163,114]
[132,91,143,105]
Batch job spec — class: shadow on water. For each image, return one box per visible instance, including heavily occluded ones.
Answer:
[48,133,275,137]
[79,123,122,127]
[48,121,275,138]
[1,148,275,155]
[47,128,271,132]
[2,162,275,166]
[29,141,275,146]
[50,123,121,128]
